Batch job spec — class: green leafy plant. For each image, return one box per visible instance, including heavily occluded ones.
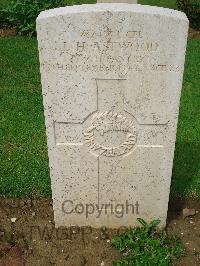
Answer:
[0,6,15,29]
[176,0,200,29]
[0,0,96,35]
[0,0,66,35]
[112,218,185,266]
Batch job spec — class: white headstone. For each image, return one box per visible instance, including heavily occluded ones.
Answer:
[37,4,188,228]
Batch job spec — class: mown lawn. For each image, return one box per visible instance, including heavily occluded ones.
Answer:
[0,37,51,197]
[171,39,200,198]
[0,0,199,198]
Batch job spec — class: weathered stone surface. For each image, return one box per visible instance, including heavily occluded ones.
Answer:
[37,4,188,228]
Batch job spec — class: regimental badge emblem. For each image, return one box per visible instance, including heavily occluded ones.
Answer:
[84,111,137,157]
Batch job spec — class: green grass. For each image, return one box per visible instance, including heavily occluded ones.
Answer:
[0,37,51,197]
[139,0,177,9]
[171,39,200,199]
[0,36,199,199]
[0,0,10,8]
[112,218,185,265]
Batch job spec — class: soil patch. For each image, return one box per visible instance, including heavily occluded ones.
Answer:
[0,198,199,265]
[0,28,17,38]
[188,27,200,39]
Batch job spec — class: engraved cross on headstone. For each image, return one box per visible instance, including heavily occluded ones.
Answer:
[54,79,168,205]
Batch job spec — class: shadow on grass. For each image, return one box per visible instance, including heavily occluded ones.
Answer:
[171,141,200,199]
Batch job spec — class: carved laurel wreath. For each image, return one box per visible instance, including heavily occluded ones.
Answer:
[84,111,137,157]
[89,111,136,135]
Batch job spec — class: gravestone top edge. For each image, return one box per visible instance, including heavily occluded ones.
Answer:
[37,4,188,22]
